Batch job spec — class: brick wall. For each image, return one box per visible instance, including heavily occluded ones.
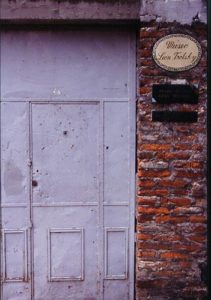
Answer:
[136,21,207,299]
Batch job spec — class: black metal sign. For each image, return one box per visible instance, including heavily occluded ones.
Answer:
[152,111,198,123]
[152,84,198,104]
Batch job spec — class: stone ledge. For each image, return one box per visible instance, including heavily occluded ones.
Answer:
[0,0,140,23]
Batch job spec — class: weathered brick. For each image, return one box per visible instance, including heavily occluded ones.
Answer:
[137,251,156,258]
[188,235,206,243]
[139,160,168,169]
[157,152,191,160]
[140,39,154,49]
[139,86,152,94]
[179,261,192,268]
[137,242,173,251]
[136,196,158,205]
[189,216,207,223]
[176,170,204,178]
[172,207,204,215]
[193,144,204,151]
[141,67,167,76]
[140,144,171,151]
[138,151,155,159]
[137,233,152,240]
[154,270,184,277]
[140,27,166,38]
[154,234,182,242]
[155,215,187,224]
[140,49,152,58]
[173,243,202,252]
[137,214,154,222]
[178,135,196,142]
[138,207,169,214]
[193,226,207,234]
[162,197,192,207]
[174,144,204,152]
[140,59,154,67]
[136,279,166,289]
[160,252,188,260]
[159,179,189,188]
[137,189,169,196]
[138,169,171,178]
[139,78,155,86]
[191,183,205,197]
[173,161,204,169]
[138,180,157,188]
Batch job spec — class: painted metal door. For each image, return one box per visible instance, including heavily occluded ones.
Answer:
[1,27,136,300]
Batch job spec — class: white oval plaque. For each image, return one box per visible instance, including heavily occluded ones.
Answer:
[153,34,202,72]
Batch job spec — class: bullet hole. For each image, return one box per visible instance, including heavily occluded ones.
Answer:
[106,146,109,150]
[36,170,39,173]
[32,180,38,187]
[63,130,68,135]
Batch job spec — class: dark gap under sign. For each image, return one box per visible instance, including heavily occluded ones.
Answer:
[152,111,198,123]
[152,84,198,104]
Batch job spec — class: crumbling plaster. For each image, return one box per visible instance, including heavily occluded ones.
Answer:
[0,0,139,23]
[140,0,207,24]
[0,0,207,24]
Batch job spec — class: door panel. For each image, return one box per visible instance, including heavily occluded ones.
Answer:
[33,207,98,300]
[32,102,99,204]
[104,101,129,204]
[1,102,31,300]
[1,102,29,204]
[1,29,130,100]
[31,103,99,299]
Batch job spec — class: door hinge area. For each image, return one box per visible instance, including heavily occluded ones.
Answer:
[27,159,32,167]
[28,220,33,229]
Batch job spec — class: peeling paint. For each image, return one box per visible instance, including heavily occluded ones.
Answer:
[140,0,207,24]
[3,162,25,196]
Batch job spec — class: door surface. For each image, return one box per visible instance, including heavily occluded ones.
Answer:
[1,27,136,300]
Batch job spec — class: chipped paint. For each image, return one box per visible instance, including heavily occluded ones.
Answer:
[140,0,207,24]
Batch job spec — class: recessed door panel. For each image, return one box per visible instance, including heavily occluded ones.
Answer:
[32,102,99,204]
[33,207,98,300]
[31,103,99,299]
[1,29,130,100]
[104,101,129,204]
[1,102,31,300]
